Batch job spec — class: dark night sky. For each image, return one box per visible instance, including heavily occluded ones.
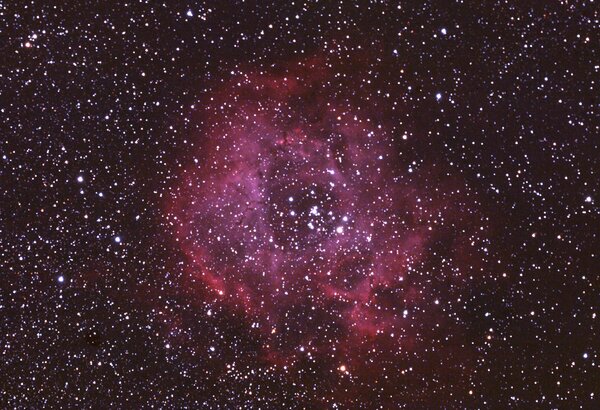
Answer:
[2,1,599,408]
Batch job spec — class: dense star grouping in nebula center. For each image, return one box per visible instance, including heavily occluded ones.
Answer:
[168,55,488,361]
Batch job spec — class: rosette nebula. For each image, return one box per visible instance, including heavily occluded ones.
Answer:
[168,56,485,362]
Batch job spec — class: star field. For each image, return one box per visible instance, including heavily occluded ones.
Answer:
[2,1,599,408]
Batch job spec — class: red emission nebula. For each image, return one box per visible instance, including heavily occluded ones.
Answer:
[166,55,488,372]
